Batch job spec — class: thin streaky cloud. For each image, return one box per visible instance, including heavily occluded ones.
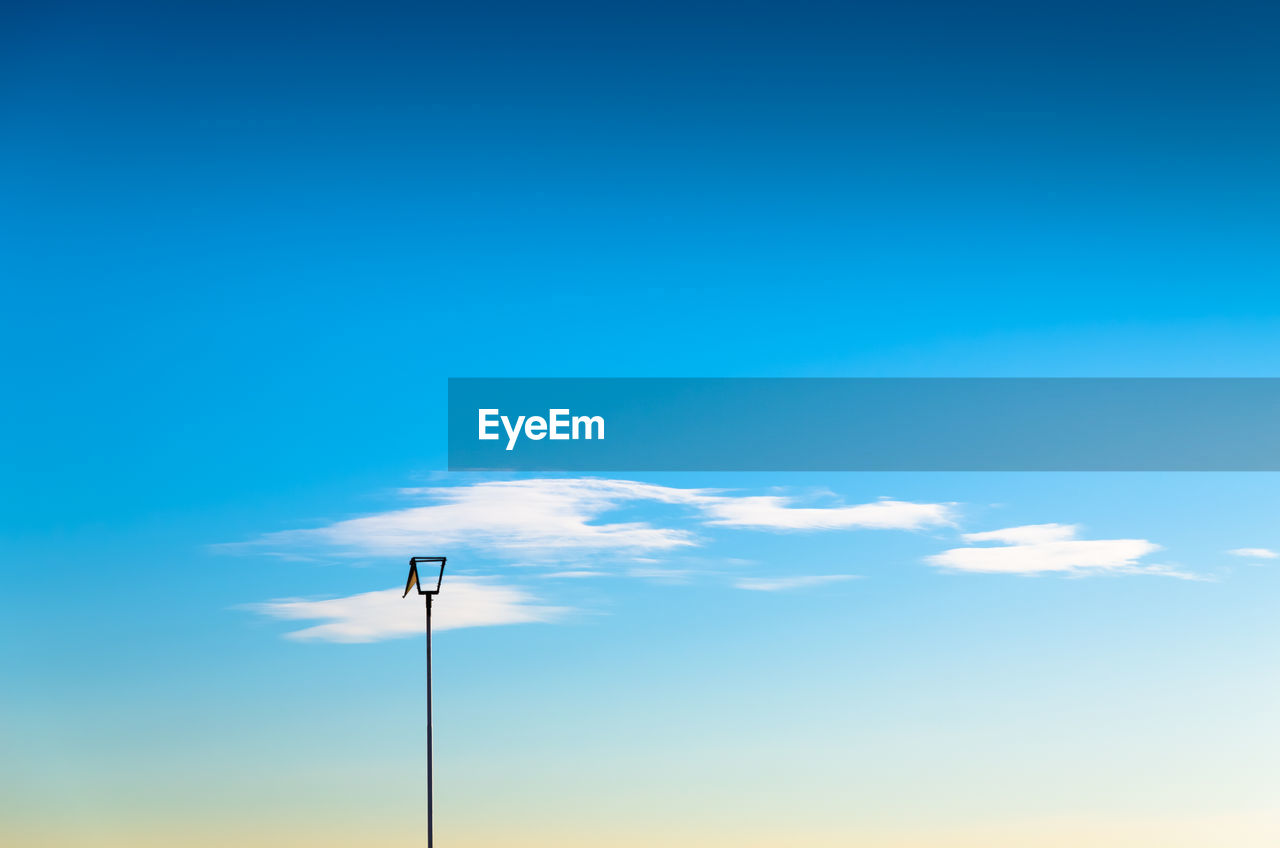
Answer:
[735,574,860,591]
[698,496,954,530]
[960,523,1077,545]
[223,478,956,561]
[246,577,567,643]
[626,567,694,583]
[1226,547,1278,559]
[927,523,1182,578]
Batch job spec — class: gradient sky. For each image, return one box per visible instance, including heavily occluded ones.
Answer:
[4,2,1280,846]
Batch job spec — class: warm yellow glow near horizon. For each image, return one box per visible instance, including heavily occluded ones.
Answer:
[10,808,1280,848]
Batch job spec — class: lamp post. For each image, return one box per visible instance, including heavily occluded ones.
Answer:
[404,556,447,848]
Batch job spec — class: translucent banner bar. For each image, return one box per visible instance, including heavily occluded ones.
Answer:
[447,378,1280,471]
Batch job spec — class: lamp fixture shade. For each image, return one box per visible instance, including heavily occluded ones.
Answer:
[404,556,447,597]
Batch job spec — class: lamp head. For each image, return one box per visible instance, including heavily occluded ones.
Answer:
[404,556,447,597]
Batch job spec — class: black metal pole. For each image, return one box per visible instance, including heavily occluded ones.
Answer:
[426,594,434,848]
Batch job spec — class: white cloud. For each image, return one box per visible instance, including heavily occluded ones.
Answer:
[927,523,1170,577]
[228,478,955,560]
[626,566,693,582]
[239,479,700,558]
[247,577,566,643]
[959,523,1079,545]
[698,496,954,530]
[233,480,958,644]
[1226,547,1278,560]
[735,574,860,591]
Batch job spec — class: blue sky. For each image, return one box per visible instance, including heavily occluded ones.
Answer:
[4,1,1280,845]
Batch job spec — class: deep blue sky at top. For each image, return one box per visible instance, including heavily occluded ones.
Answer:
[3,0,1279,535]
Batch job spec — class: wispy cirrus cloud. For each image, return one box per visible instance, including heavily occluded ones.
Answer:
[235,479,957,642]
[226,478,956,561]
[698,495,953,530]
[1226,547,1277,560]
[247,578,567,643]
[235,479,697,558]
[237,481,1210,646]
[734,574,860,591]
[925,523,1186,578]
